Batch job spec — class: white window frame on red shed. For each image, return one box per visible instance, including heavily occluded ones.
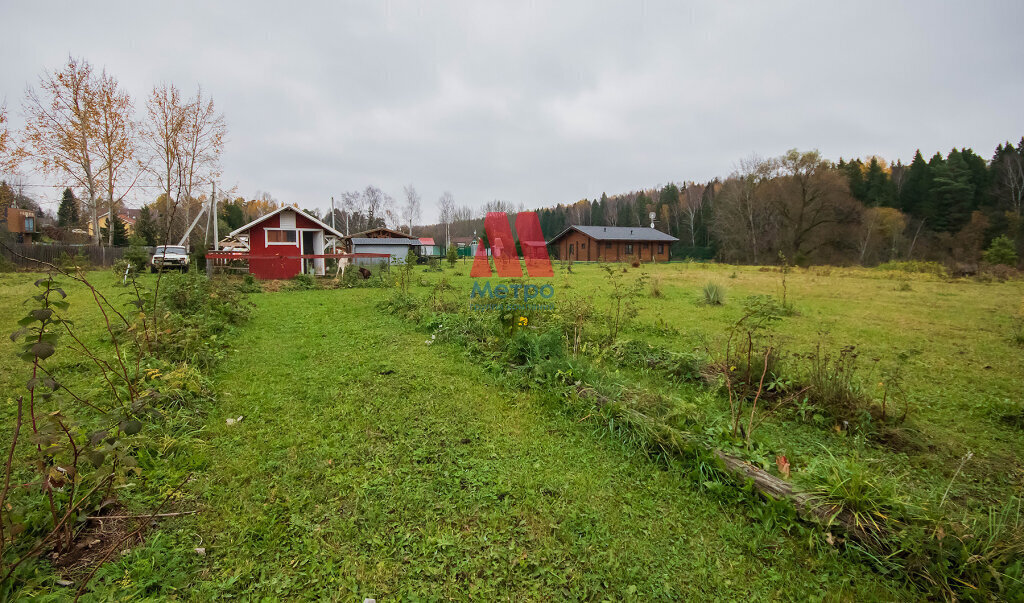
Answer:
[264,228,299,245]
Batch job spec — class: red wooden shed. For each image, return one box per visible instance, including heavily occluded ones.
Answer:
[228,206,345,280]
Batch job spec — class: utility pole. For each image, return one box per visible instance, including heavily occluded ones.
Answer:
[212,182,218,251]
[330,196,335,229]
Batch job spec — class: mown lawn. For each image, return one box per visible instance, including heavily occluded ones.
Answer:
[3,261,1022,599]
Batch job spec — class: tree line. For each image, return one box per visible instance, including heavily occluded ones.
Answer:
[517,143,1023,266]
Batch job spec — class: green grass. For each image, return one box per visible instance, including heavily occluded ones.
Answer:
[3,260,1023,598]
[66,279,902,599]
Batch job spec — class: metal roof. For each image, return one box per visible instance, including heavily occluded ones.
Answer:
[349,237,421,245]
[549,225,679,243]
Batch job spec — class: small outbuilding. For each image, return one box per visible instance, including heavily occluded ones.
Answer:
[228,206,344,279]
[4,208,38,244]
[348,237,421,265]
[548,225,678,262]
[418,237,442,257]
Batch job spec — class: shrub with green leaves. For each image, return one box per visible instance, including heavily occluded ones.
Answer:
[290,273,317,290]
[146,273,253,368]
[983,234,1019,267]
[124,235,149,270]
[3,276,160,592]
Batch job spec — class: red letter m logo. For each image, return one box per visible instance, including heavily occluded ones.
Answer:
[470,212,553,278]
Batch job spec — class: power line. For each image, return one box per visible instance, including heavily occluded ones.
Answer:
[10,183,168,188]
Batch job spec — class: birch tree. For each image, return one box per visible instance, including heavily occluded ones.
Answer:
[0,103,20,176]
[95,70,139,246]
[22,57,102,243]
[363,186,392,229]
[438,191,455,247]
[402,184,421,235]
[680,182,706,247]
[144,84,187,241]
[177,87,226,245]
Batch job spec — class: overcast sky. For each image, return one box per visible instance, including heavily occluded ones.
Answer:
[2,1,1022,221]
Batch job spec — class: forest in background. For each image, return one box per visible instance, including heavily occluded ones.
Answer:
[400,141,1024,268]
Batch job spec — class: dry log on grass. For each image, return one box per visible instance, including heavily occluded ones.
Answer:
[576,386,873,544]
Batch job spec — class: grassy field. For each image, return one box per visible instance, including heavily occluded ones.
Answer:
[1,260,1022,599]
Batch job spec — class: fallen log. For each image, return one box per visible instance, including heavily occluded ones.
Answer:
[576,386,875,545]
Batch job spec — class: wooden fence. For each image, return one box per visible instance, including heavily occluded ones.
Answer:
[1,243,156,268]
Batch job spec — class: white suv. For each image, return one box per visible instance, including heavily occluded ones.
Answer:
[150,245,190,273]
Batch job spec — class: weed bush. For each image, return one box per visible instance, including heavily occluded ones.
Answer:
[111,257,138,280]
[702,282,725,305]
[649,275,664,298]
[124,236,149,270]
[290,273,317,290]
[875,260,947,277]
[799,343,871,424]
[799,452,910,545]
[611,340,705,382]
[146,273,253,368]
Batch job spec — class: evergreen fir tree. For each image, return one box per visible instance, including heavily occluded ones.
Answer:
[57,188,79,227]
[616,196,633,226]
[901,150,932,217]
[100,214,130,246]
[958,147,990,208]
[135,206,159,246]
[864,158,893,207]
[930,149,975,232]
[590,199,603,225]
[843,159,868,201]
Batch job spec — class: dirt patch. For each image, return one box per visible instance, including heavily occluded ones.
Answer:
[871,426,924,454]
[51,504,148,581]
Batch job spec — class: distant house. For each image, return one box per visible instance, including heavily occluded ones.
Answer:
[341,227,411,248]
[348,237,421,265]
[228,206,345,279]
[418,237,442,257]
[547,225,678,262]
[4,208,38,243]
[449,236,479,257]
[338,227,421,265]
[88,208,143,237]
